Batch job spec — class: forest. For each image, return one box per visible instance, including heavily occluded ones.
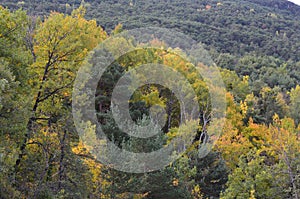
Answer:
[0,0,299,198]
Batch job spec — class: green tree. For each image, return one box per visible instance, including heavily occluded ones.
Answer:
[0,6,30,198]
[221,69,250,102]
[221,151,280,199]
[289,85,300,126]
[0,61,25,198]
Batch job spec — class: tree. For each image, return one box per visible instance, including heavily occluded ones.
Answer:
[248,86,288,124]
[0,60,25,198]
[267,117,300,199]
[13,6,107,197]
[220,151,280,199]
[0,6,30,198]
[221,116,300,199]
[216,93,250,169]
[289,85,300,126]
[190,149,229,199]
[221,69,250,102]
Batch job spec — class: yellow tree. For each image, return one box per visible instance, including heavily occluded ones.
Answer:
[14,6,107,197]
[215,93,251,169]
[221,116,300,199]
[267,116,300,199]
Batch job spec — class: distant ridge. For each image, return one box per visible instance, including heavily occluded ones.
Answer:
[1,0,299,61]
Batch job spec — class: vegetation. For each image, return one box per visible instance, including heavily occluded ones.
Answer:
[0,0,299,198]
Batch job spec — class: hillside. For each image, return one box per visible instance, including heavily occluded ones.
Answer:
[0,1,300,199]
[1,0,300,62]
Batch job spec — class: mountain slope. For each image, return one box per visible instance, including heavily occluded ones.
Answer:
[1,0,299,62]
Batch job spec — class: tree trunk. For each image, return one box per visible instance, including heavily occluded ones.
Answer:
[58,130,67,190]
